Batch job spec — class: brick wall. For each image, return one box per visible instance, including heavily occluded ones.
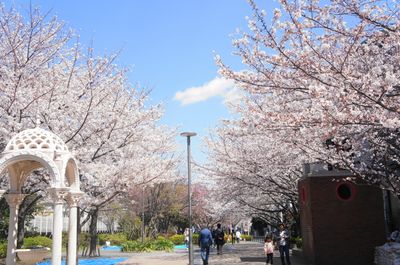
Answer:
[299,176,386,265]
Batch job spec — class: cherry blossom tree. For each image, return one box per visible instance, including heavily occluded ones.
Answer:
[203,114,306,228]
[203,0,400,231]
[0,4,178,255]
[213,0,400,202]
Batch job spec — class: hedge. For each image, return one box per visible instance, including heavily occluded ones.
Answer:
[23,236,52,248]
[192,233,199,244]
[295,237,302,248]
[121,239,174,252]
[241,234,252,241]
[98,233,128,245]
[168,234,184,245]
[0,241,7,258]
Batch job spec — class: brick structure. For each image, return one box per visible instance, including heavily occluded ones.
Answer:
[298,163,386,265]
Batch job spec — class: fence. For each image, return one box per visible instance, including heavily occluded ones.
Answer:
[251,236,265,243]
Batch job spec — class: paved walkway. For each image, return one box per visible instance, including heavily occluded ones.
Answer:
[117,241,310,265]
[0,242,310,265]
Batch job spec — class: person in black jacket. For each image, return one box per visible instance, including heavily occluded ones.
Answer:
[214,223,225,254]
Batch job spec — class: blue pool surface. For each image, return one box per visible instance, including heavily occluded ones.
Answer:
[174,244,188,249]
[101,246,122,251]
[37,257,128,265]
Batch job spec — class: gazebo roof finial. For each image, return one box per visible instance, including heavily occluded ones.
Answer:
[35,116,41,128]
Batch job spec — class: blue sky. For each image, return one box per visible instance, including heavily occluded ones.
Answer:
[3,0,275,163]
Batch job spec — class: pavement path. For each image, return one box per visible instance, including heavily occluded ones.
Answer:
[117,241,311,265]
[0,242,310,265]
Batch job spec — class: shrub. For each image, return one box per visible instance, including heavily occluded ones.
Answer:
[121,239,174,252]
[192,233,199,244]
[0,241,7,258]
[23,236,52,248]
[157,235,166,240]
[122,240,153,252]
[152,239,174,251]
[79,233,90,248]
[241,235,252,241]
[295,237,302,249]
[168,233,198,246]
[224,234,229,242]
[98,233,127,245]
[62,231,68,247]
[168,234,184,245]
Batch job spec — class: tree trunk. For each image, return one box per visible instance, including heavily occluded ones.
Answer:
[88,208,99,256]
[17,216,25,249]
[17,194,42,248]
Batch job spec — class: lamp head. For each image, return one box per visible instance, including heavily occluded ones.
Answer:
[180,132,197,137]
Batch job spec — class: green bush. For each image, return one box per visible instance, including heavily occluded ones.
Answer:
[295,237,302,249]
[23,236,52,248]
[79,233,90,248]
[224,234,229,242]
[62,231,68,247]
[121,238,174,252]
[157,235,166,240]
[152,239,174,251]
[192,233,199,244]
[241,234,252,241]
[168,234,184,245]
[0,241,7,258]
[98,233,127,246]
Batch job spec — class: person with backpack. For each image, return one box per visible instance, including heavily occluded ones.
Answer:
[214,223,225,254]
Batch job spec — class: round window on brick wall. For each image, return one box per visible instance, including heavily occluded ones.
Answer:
[336,183,353,201]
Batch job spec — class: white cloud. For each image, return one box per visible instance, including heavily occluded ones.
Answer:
[174,77,241,105]
[223,87,243,105]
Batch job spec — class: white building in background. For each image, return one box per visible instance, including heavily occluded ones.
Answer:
[28,210,119,234]
[235,218,252,235]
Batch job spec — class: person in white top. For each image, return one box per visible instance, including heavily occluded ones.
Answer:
[235,230,241,243]
[275,223,291,265]
[184,228,190,248]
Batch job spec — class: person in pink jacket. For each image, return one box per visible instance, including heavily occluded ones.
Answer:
[264,235,274,265]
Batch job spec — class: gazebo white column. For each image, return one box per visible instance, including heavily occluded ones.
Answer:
[5,193,27,265]
[48,188,69,265]
[66,191,83,265]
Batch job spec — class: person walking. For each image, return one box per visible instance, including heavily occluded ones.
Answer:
[275,223,291,265]
[214,223,225,254]
[231,228,235,245]
[236,229,241,243]
[264,235,274,265]
[184,228,190,249]
[198,226,213,265]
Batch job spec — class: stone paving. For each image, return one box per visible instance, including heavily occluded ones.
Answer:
[0,242,310,265]
[117,241,311,265]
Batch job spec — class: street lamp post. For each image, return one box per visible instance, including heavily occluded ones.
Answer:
[141,185,145,244]
[180,132,196,265]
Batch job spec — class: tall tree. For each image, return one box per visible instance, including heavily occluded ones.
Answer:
[0,4,178,254]
[214,0,400,198]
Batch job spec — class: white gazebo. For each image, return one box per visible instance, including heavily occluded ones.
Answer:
[0,127,83,265]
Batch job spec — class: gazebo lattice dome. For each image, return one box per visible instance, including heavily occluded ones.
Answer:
[0,127,82,265]
[4,128,69,153]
